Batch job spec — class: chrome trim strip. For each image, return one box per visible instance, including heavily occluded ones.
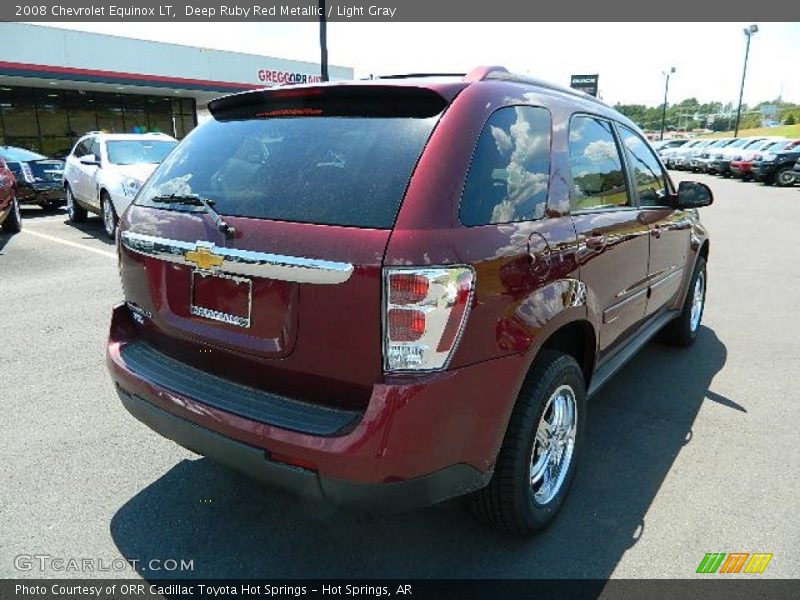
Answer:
[121,231,354,285]
[603,288,648,324]
[650,266,684,291]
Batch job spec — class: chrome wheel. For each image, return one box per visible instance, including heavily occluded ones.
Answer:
[102,198,115,238]
[690,270,705,332]
[530,384,577,505]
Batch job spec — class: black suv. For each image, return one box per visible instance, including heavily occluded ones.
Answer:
[752,148,800,186]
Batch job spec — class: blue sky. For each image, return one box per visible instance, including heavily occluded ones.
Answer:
[36,22,800,107]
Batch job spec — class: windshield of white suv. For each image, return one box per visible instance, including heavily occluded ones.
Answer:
[106,140,177,165]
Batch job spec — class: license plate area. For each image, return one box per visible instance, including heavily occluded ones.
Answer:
[190,271,252,328]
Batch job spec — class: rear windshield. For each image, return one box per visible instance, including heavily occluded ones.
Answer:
[106,140,177,165]
[134,116,438,229]
[0,147,46,161]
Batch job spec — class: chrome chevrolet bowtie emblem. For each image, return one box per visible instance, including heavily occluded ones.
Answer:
[184,244,223,271]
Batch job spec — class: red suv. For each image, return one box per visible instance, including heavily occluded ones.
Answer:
[107,67,712,534]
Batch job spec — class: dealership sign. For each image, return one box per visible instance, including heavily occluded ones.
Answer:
[570,74,599,97]
[257,69,323,85]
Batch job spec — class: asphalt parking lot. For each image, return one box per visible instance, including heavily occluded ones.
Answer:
[1,173,798,580]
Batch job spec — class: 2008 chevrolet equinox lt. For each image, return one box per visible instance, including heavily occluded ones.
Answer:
[107,66,712,534]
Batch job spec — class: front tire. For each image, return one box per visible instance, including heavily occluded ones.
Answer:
[774,165,796,187]
[661,257,706,347]
[470,350,587,535]
[66,185,87,224]
[2,195,22,233]
[101,193,118,239]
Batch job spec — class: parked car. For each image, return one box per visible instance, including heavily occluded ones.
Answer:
[730,139,797,180]
[672,139,717,170]
[0,146,65,210]
[662,139,705,169]
[653,139,689,153]
[107,67,712,534]
[63,132,178,239]
[687,138,736,173]
[792,158,800,184]
[751,146,800,186]
[709,137,774,177]
[0,157,21,233]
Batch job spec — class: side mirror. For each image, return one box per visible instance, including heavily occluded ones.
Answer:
[675,180,713,209]
[79,155,101,167]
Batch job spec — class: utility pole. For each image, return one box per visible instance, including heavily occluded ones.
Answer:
[319,0,329,81]
[734,25,758,137]
[660,67,676,141]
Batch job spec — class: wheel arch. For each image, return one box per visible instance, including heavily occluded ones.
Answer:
[531,319,597,390]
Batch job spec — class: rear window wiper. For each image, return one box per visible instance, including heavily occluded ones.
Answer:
[151,194,235,239]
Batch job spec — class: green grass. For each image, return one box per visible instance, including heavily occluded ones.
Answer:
[699,124,800,139]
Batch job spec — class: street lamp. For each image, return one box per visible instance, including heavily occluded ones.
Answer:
[659,67,676,141]
[734,24,758,138]
[318,0,329,81]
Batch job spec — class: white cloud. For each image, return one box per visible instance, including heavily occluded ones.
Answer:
[583,139,617,163]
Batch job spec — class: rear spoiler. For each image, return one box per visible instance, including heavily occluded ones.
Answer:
[207,84,449,120]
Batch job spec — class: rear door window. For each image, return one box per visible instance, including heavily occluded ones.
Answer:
[459,106,551,226]
[135,116,438,229]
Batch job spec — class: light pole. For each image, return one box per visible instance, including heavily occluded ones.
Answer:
[318,0,329,81]
[660,67,676,141]
[734,24,758,137]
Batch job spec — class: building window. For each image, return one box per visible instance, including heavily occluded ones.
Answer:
[0,85,197,157]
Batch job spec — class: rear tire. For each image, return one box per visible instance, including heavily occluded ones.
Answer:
[661,257,706,347]
[2,195,22,233]
[66,185,86,224]
[470,350,587,535]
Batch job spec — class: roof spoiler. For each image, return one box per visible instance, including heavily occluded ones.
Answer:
[208,85,449,120]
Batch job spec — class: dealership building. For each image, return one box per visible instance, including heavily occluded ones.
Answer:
[0,23,353,157]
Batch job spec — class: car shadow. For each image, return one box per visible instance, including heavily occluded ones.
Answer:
[19,205,65,220]
[110,326,729,579]
[62,217,116,246]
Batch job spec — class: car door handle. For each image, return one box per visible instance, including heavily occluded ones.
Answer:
[651,226,663,239]
[585,233,606,250]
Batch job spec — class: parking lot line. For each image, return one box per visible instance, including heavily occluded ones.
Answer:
[20,228,117,259]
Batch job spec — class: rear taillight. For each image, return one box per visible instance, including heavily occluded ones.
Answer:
[383,267,475,372]
[21,163,34,183]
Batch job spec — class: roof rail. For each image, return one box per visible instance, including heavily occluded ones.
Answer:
[465,65,609,107]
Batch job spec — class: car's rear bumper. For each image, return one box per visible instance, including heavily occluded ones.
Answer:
[16,184,65,205]
[117,386,490,511]
[106,303,525,509]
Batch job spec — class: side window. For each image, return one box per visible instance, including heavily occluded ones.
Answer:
[618,125,669,207]
[88,138,101,160]
[460,106,551,226]
[568,116,629,211]
[73,139,90,158]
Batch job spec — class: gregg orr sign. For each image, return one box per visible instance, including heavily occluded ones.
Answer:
[570,74,599,97]
[257,69,323,85]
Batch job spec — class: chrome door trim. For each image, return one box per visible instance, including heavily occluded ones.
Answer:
[120,231,354,285]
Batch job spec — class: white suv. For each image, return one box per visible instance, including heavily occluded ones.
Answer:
[63,132,178,238]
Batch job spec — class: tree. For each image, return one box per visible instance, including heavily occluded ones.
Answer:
[786,114,797,125]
